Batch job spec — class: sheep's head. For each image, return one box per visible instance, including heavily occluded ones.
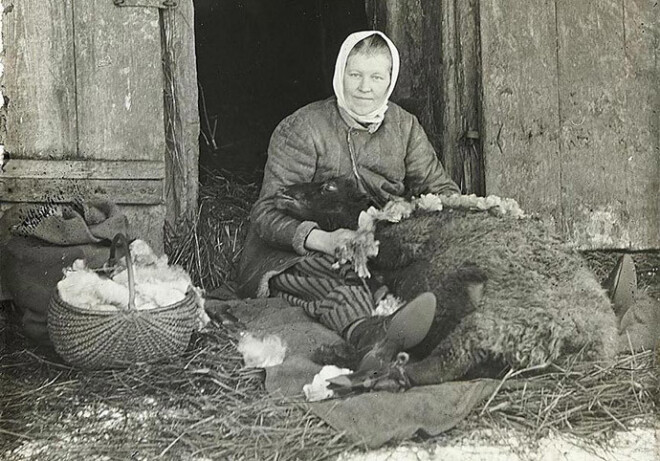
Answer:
[274,179,371,231]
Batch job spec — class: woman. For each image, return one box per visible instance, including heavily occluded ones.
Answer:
[237,31,461,371]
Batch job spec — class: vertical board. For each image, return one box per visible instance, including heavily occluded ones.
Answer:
[3,0,76,157]
[162,2,200,221]
[441,0,483,194]
[74,0,164,161]
[557,0,659,248]
[619,0,660,247]
[480,0,562,219]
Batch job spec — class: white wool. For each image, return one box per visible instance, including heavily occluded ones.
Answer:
[192,287,211,330]
[56,241,209,328]
[58,271,132,310]
[129,239,169,267]
[373,294,405,317]
[237,333,286,368]
[415,193,444,212]
[112,265,192,295]
[303,365,353,402]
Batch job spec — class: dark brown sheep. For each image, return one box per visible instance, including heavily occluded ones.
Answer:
[275,179,618,386]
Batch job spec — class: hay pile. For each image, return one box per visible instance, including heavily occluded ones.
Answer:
[0,322,358,460]
[1,319,657,460]
[164,168,259,292]
[1,174,658,459]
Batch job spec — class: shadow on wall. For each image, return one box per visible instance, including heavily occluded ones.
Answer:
[194,0,368,177]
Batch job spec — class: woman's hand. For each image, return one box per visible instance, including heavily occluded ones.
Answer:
[304,228,358,256]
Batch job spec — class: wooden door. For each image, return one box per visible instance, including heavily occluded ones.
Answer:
[0,0,197,251]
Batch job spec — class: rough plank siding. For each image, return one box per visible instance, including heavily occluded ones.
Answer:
[162,2,200,221]
[74,0,165,161]
[3,0,77,157]
[557,0,659,248]
[2,159,164,180]
[366,0,482,194]
[441,0,483,194]
[480,0,562,220]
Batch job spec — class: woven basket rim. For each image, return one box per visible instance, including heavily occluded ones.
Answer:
[50,288,196,317]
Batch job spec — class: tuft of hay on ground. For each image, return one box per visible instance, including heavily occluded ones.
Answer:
[474,350,659,439]
[164,168,259,293]
[0,319,359,461]
[1,316,657,460]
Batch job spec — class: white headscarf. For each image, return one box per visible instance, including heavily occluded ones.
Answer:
[332,30,400,129]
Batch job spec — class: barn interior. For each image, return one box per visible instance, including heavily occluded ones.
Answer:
[194,0,368,182]
[1,2,659,459]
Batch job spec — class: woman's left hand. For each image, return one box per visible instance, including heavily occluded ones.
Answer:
[304,228,359,256]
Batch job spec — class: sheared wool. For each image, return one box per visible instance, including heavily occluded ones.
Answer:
[373,294,405,317]
[339,193,525,278]
[57,240,210,330]
[237,333,287,368]
[303,365,353,402]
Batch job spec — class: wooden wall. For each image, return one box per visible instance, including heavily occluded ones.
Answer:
[0,0,199,243]
[480,0,659,249]
[371,0,659,250]
[0,1,199,297]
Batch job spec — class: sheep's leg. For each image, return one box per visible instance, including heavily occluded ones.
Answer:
[404,349,486,386]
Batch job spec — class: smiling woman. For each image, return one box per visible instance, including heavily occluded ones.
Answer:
[237,30,460,374]
[336,34,396,118]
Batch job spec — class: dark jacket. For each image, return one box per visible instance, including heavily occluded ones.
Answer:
[237,97,460,298]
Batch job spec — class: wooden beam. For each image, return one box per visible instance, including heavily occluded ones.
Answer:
[440,0,483,194]
[0,178,164,204]
[162,0,200,222]
[1,159,165,179]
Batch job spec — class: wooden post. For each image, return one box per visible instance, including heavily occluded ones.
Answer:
[162,1,200,223]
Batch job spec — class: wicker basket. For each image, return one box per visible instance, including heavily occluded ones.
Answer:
[48,233,198,369]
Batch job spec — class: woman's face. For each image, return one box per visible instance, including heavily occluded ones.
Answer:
[342,52,392,116]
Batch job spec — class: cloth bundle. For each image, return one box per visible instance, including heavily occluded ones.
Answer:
[207,297,499,448]
[0,201,129,345]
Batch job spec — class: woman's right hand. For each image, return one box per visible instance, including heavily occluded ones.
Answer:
[304,228,358,256]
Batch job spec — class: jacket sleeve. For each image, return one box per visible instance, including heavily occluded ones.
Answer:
[403,115,461,196]
[250,112,320,255]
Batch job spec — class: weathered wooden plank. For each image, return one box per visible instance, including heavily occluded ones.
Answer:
[162,1,200,222]
[618,0,660,248]
[2,159,165,179]
[74,0,165,161]
[557,0,659,249]
[0,178,164,204]
[440,0,483,194]
[480,0,562,219]
[120,204,166,253]
[3,0,76,158]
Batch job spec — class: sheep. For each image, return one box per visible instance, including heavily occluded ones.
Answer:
[275,179,619,386]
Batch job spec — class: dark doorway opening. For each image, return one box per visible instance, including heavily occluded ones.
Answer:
[194,0,368,182]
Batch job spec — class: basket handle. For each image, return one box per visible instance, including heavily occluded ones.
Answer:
[109,233,136,311]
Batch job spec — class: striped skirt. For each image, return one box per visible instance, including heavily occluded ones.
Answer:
[269,254,376,335]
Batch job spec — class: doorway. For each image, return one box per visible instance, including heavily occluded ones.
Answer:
[194,0,368,181]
